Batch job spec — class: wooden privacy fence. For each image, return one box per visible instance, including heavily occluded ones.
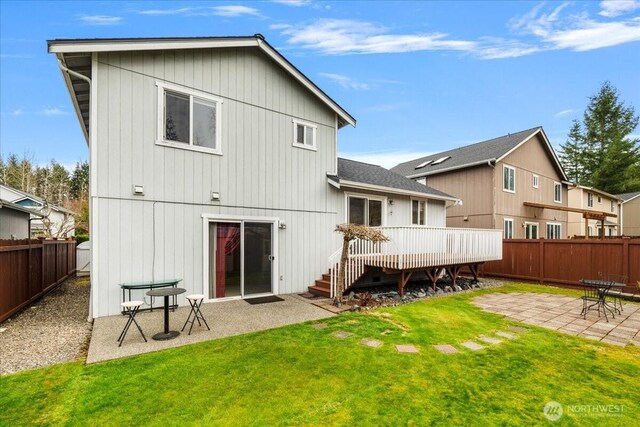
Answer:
[483,238,640,293]
[0,239,76,323]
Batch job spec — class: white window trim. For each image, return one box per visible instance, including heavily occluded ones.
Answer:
[156,81,223,155]
[587,192,593,207]
[344,192,387,226]
[532,174,539,189]
[503,165,516,193]
[292,119,317,151]
[503,218,514,239]
[546,222,561,239]
[411,198,427,226]
[553,181,562,203]
[524,221,539,239]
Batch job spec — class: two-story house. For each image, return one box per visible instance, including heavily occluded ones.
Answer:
[617,191,640,236]
[49,36,501,318]
[392,127,571,239]
[567,185,623,237]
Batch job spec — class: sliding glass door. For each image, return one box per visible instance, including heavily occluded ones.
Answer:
[209,221,273,299]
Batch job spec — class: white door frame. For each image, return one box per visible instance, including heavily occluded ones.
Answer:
[201,214,279,302]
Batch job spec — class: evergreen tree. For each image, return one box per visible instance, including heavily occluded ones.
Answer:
[69,161,89,200]
[559,120,588,183]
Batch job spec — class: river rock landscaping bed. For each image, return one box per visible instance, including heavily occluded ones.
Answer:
[0,277,92,375]
[344,277,504,311]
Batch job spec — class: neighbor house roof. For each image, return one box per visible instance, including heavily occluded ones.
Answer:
[328,158,459,202]
[391,127,568,181]
[569,184,624,201]
[0,198,44,217]
[47,35,356,142]
[0,184,75,215]
[616,191,640,203]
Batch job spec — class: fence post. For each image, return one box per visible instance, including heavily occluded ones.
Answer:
[622,237,630,286]
[538,239,544,284]
[41,239,45,293]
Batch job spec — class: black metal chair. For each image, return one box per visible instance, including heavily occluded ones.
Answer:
[581,281,605,321]
[117,301,147,346]
[607,274,627,314]
[182,294,210,335]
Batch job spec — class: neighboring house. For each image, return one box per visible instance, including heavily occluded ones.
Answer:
[50,35,500,318]
[0,199,43,239]
[392,127,572,239]
[616,191,640,236]
[567,185,623,237]
[0,184,76,238]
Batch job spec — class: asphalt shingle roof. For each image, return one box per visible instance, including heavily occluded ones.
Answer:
[336,158,457,199]
[616,191,640,202]
[390,127,543,177]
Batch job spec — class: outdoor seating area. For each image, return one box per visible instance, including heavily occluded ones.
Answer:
[580,274,627,322]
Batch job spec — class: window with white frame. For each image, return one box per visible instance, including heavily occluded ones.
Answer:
[503,165,515,192]
[503,218,514,239]
[411,200,426,225]
[597,195,602,203]
[611,201,615,213]
[546,223,561,239]
[292,120,316,150]
[587,192,593,207]
[347,195,383,226]
[157,82,221,153]
[554,182,562,203]
[532,174,539,188]
[525,222,539,239]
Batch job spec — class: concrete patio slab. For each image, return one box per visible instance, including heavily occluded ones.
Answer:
[474,293,640,347]
[433,344,458,354]
[396,344,420,353]
[478,335,502,345]
[495,331,518,340]
[461,341,485,351]
[332,331,353,339]
[87,294,333,364]
[361,338,383,348]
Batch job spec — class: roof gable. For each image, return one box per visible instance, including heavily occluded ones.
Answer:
[391,127,567,181]
[616,191,640,203]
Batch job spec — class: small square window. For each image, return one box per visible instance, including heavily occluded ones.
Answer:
[293,120,317,150]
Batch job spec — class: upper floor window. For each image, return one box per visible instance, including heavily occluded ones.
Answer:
[532,174,539,188]
[587,192,593,207]
[293,119,316,151]
[597,195,602,204]
[503,218,514,239]
[554,182,562,203]
[611,201,615,213]
[503,165,515,193]
[157,81,222,154]
[412,200,426,225]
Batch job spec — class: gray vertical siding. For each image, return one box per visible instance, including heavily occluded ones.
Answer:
[0,209,29,239]
[92,47,341,317]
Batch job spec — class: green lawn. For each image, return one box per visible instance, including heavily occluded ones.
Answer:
[2,284,639,426]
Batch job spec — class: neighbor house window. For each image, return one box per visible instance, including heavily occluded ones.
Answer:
[525,222,539,239]
[157,81,222,154]
[348,195,383,226]
[554,182,562,203]
[611,201,615,213]
[532,175,539,188]
[597,195,602,203]
[292,119,316,150]
[587,192,593,207]
[411,200,426,225]
[546,223,561,239]
[503,165,515,193]
[504,218,514,239]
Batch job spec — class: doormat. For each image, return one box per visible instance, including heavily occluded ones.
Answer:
[245,296,285,305]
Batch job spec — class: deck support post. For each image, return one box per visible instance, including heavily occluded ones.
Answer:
[424,268,443,290]
[445,265,462,288]
[398,271,413,297]
[468,264,480,282]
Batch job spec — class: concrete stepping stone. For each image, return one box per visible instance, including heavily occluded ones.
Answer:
[461,341,485,351]
[507,325,528,333]
[361,338,383,348]
[332,331,352,339]
[478,335,502,345]
[312,323,327,330]
[433,344,459,354]
[495,331,518,340]
[395,344,419,353]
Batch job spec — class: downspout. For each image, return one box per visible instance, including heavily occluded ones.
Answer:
[57,58,93,321]
[487,160,496,230]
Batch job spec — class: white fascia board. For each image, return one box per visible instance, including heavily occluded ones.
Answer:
[338,179,460,203]
[48,38,259,53]
[405,158,496,179]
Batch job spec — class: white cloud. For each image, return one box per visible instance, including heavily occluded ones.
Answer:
[339,151,435,169]
[318,72,370,90]
[12,109,24,116]
[599,0,640,17]
[79,15,122,25]
[554,109,576,118]
[139,5,260,17]
[43,108,69,116]
[271,0,311,6]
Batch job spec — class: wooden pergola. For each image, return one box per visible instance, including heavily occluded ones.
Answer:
[523,202,618,240]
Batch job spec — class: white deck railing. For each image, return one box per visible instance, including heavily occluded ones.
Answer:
[330,226,503,298]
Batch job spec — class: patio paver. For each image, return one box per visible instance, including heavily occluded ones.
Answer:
[396,344,420,353]
[460,341,485,351]
[474,293,640,347]
[495,331,518,340]
[361,338,383,348]
[478,335,502,345]
[433,344,458,354]
[333,331,353,339]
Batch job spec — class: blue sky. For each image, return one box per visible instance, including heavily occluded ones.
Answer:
[1,1,639,169]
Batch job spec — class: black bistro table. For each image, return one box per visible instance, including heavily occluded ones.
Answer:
[146,287,186,340]
[580,279,625,321]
